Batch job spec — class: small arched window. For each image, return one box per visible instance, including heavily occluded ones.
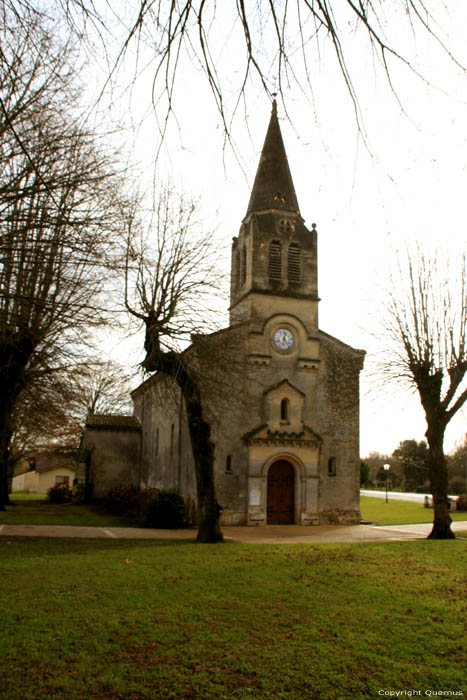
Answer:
[170,423,175,456]
[328,457,337,476]
[241,245,247,286]
[288,243,300,284]
[268,240,282,282]
[280,398,289,421]
[233,248,240,290]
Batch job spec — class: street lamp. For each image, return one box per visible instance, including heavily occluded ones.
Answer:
[383,464,390,503]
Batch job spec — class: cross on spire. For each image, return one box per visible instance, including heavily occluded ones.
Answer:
[245,101,300,217]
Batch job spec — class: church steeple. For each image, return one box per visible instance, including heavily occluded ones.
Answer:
[230,101,318,328]
[245,100,300,218]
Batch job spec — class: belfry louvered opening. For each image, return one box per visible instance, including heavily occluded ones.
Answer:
[288,243,300,284]
[268,240,282,281]
[240,245,247,286]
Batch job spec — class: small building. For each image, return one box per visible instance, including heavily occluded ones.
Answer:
[79,414,141,498]
[11,448,79,494]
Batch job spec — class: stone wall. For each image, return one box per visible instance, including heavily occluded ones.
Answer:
[132,375,197,510]
[81,423,141,498]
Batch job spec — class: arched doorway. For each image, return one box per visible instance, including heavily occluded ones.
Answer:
[267,460,295,524]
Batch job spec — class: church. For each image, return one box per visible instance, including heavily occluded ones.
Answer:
[82,103,365,526]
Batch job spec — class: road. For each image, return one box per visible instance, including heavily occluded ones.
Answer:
[360,489,458,503]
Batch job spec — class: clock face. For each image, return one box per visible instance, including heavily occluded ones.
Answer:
[273,328,295,351]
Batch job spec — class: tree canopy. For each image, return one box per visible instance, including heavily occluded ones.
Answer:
[4,1,465,147]
[0,6,128,507]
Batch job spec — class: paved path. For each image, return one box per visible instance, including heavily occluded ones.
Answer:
[1,521,466,543]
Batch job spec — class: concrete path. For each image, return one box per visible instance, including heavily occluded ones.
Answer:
[1,521,466,543]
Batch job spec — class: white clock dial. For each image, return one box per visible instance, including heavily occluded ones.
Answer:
[273,328,295,351]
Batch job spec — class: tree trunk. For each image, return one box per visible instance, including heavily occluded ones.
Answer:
[0,406,13,510]
[0,341,32,509]
[0,377,20,509]
[143,347,223,543]
[426,424,455,540]
[184,389,223,543]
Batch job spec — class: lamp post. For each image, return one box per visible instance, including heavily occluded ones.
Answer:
[383,464,390,503]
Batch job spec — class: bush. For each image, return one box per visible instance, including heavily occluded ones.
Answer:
[145,489,187,529]
[104,483,143,517]
[456,494,467,512]
[449,476,467,495]
[71,482,86,504]
[47,483,72,504]
[360,461,370,487]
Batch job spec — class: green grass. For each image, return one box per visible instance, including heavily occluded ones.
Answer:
[3,494,466,530]
[10,491,47,501]
[0,538,465,700]
[0,497,131,527]
[360,496,467,526]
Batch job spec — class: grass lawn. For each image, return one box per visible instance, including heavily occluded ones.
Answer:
[3,494,466,530]
[0,495,131,527]
[0,537,465,700]
[9,491,47,501]
[359,496,467,526]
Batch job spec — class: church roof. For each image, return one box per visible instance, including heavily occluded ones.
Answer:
[85,414,141,431]
[245,101,300,217]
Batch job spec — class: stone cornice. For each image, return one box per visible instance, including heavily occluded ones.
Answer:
[248,435,320,448]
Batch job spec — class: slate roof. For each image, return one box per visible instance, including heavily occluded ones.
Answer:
[85,414,141,431]
[36,462,77,474]
[245,100,300,217]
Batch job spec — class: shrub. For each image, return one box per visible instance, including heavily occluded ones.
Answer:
[449,476,467,495]
[456,494,467,512]
[71,482,86,504]
[104,483,142,517]
[47,483,72,504]
[145,489,186,529]
[360,461,370,487]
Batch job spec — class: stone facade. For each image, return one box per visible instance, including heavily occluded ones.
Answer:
[80,415,141,498]
[130,102,365,526]
[132,377,197,511]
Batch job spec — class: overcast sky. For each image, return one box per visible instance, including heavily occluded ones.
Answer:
[87,2,467,457]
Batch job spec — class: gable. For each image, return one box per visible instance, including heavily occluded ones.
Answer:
[242,423,321,447]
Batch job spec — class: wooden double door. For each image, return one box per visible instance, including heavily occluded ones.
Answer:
[267,460,295,524]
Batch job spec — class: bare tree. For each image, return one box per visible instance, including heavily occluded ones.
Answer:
[38,1,465,144]
[379,247,467,539]
[1,1,463,156]
[0,10,126,508]
[124,186,227,543]
[7,369,82,485]
[74,360,134,416]
[9,359,133,470]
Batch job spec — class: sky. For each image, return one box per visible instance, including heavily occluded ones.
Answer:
[83,1,467,458]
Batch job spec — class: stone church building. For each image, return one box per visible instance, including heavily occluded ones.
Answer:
[82,103,365,526]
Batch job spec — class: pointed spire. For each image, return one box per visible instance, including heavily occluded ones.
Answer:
[245,100,300,217]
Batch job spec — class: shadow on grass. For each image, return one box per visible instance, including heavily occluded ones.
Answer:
[0,535,238,558]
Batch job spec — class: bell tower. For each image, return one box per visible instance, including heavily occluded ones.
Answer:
[229,101,319,331]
